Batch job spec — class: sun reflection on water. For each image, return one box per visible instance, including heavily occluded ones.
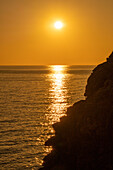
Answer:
[47,65,67,124]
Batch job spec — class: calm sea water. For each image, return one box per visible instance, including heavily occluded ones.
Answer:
[0,65,94,169]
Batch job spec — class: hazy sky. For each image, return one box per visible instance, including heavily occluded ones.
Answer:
[0,0,113,65]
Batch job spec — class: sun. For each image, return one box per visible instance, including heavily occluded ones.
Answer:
[54,21,63,29]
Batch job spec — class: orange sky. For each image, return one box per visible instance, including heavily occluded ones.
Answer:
[0,0,113,65]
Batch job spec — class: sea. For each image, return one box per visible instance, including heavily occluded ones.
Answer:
[0,65,95,169]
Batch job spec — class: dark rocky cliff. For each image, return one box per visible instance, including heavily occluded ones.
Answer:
[40,52,113,170]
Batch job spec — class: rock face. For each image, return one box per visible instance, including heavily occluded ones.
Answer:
[40,52,113,170]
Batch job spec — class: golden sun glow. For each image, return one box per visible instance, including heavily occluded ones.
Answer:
[52,65,64,72]
[54,21,63,29]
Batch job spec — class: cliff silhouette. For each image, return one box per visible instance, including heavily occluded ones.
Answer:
[40,52,113,170]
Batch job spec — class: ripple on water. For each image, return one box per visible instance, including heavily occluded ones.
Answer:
[0,65,94,169]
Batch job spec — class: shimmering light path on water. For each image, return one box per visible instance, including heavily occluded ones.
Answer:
[47,65,67,124]
[0,65,94,169]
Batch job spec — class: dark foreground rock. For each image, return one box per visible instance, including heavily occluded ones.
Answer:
[40,52,113,170]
